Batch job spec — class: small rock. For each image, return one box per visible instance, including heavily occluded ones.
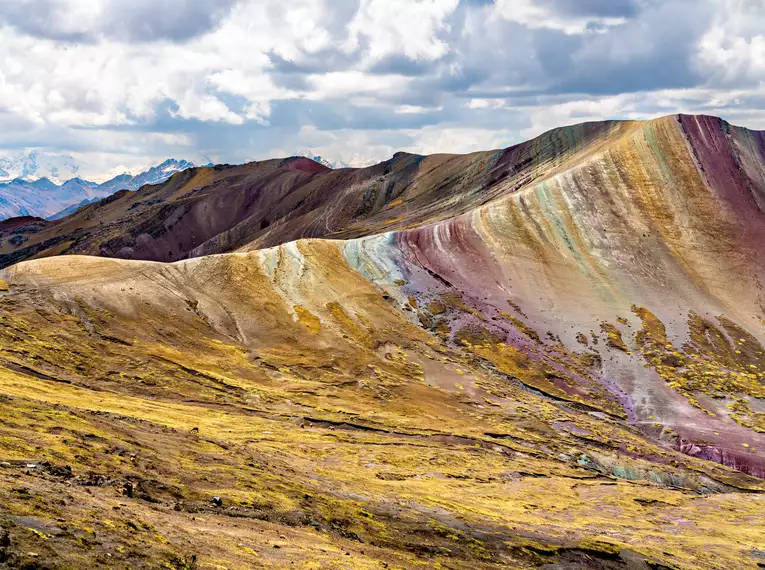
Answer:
[273,544,281,549]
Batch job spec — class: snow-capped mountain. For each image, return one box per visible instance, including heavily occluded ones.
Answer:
[0,151,80,185]
[292,151,349,170]
[129,159,195,188]
[97,159,195,194]
[0,158,195,221]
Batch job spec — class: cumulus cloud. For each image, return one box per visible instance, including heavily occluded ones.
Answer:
[0,0,238,42]
[343,0,460,62]
[491,0,632,34]
[697,0,765,85]
[0,0,764,178]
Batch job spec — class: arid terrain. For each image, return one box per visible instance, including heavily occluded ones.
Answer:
[1,114,765,569]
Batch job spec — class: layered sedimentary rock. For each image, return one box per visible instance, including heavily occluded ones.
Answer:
[1,114,765,569]
[0,120,625,267]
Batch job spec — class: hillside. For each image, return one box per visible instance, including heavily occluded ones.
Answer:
[1,114,765,569]
[0,120,625,268]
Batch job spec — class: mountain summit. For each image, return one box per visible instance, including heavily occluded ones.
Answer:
[0,151,79,185]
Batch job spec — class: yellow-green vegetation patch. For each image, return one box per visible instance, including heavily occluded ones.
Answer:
[294,304,321,334]
[499,311,541,342]
[600,322,630,352]
[631,306,765,427]
[0,255,764,569]
[427,299,446,315]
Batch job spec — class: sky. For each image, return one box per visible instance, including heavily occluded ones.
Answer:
[0,0,764,180]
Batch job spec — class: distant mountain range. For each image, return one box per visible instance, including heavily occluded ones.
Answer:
[0,151,80,185]
[0,156,195,220]
[294,151,349,170]
[0,151,347,221]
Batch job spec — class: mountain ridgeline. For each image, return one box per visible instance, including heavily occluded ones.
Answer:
[0,158,195,220]
[0,119,624,267]
[1,114,765,569]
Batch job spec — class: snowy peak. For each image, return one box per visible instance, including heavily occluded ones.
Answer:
[292,151,349,170]
[65,177,99,188]
[0,157,196,220]
[99,159,195,192]
[135,159,195,185]
[0,151,79,185]
[157,158,194,171]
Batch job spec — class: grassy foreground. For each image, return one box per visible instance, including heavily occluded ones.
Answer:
[0,251,764,569]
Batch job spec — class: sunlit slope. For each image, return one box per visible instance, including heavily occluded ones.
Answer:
[0,120,630,268]
[1,248,765,569]
[343,114,765,475]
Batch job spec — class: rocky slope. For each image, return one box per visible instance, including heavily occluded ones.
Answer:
[1,114,765,569]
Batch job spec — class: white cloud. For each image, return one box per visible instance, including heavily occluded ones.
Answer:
[344,0,460,62]
[492,0,629,35]
[465,98,505,109]
[305,71,411,102]
[281,125,400,167]
[67,130,195,181]
[0,1,314,129]
[283,123,521,168]
[0,0,764,179]
[172,92,244,124]
[395,105,441,114]
[405,125,520,155]
[696,1,765,85]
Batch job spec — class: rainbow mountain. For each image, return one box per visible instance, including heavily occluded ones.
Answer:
[0,114,764,569]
